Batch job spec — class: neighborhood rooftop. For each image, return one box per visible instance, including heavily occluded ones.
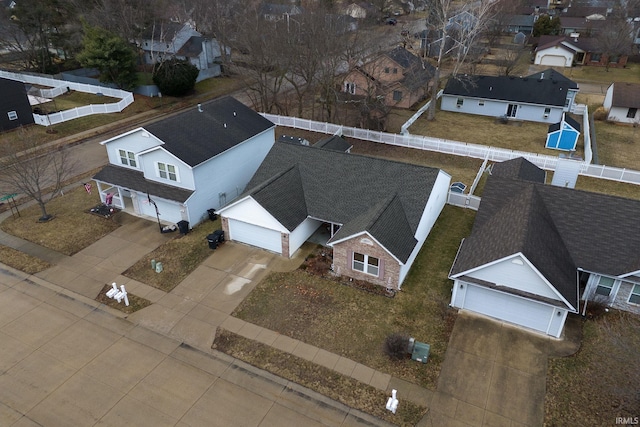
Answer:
[451,168,640,308]
[241,142,442,262]
[443,74,575,107]
[144,96,274,167]
[610,82,640,109]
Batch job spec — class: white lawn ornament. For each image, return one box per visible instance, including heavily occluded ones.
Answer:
[386,389,399,414]
[106,282,129,306]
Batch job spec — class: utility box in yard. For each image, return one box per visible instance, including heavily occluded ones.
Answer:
[411,341,431,364]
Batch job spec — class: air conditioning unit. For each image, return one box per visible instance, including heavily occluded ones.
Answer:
[544,113,549,118]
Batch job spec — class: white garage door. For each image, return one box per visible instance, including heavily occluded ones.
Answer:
[228,219,282,253]
[462,284,555,334]
[139,196,183,224]
[540,55,567,67]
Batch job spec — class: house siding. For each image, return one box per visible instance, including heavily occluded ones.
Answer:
[441,95,563,123]
[0,78,34,132]
[104,130,163,169]
[611,282,640,315]
[607,106,639,124]
[139,148,195,190]
[288,218,322,257]
[332,236,400,289]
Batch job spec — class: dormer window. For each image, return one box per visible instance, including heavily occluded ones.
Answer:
[118,149,137,167]
[157,162,178,181]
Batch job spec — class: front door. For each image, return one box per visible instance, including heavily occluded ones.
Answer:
[507,104,518,118]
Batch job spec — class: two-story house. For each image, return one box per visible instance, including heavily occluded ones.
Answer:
[342,47,435,109]
[92,97,275,227]
[139,22,227,80]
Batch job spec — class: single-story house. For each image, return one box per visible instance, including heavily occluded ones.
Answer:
[0,77,34,132]
[449,157,640,338]
[534,35,628,68]
[260,3,304,21]
[502,14,535,34]
[217,142,451,290]
[441,69,579,123]
[93,97,275,227]
[545,113,581,151]
[603,82,640,124]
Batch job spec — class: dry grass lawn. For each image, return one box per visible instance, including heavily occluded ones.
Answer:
[0,186,120,255]
[563,63,640,85]
[388,106,585,158]
[123,218,220,292]
[592,120,640,170]
[38,90,121,112]
[232,205,476,389]
[0,245,52,274]
[545,312,640,425]
[213,330,427,427]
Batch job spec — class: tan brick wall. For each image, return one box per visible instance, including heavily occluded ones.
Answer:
[221,217,229,239]
[332,236,400,289]
[281,232,290,258]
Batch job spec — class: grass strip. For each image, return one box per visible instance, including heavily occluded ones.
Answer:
[213,329,427,427]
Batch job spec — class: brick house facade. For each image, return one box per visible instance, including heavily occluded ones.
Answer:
[332,235,401,289]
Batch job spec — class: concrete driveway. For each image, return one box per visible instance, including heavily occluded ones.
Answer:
[424,312,580,427]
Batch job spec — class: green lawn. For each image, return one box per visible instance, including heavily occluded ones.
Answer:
[232,205,476,389]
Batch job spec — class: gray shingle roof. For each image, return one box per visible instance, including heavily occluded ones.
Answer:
[313,135,352,152]
[93,165,194,202]
[452,172,640,308]
[386,46,423,70]
[443,75,574,107]
[526,69,579,90]
[141,22,185,42]
[176,36,204,57]
[241,143,442,263]
[144,97,274,167]
[491,157,546,183]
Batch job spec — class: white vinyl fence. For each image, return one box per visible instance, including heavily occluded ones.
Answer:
[262,113,640,187]
[447,191,482,210]
[0,70,134,126]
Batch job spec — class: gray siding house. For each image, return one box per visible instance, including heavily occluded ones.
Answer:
[441,70,579,123]
[93,97,275,227]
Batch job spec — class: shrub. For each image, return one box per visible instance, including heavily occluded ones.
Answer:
[383,333,410,360]
[153,59,199,97]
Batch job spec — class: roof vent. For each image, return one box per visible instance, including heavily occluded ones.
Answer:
[540,72,544,79]
[197,103,203,112]
[223,123,227,128]
[233,111,237,117]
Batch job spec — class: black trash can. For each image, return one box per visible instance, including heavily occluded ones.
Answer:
[212,229,225,242]
[207,209,218,221]
[206,233,219,249]
[177,220,190,235]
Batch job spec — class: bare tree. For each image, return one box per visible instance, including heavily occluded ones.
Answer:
[498,45,527,76]
[0,131,77,221]
[425,0,496,121]
[596,14,635,71]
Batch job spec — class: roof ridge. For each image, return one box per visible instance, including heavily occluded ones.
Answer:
[249,164,299,196]
[365,193,403,231]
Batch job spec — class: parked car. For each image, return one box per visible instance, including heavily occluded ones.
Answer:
[386,18,397,25]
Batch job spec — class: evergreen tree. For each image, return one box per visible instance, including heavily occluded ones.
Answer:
[77,24,138,90]
[152,59,199,97]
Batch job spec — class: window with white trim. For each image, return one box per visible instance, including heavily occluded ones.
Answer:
[352,252,379,276]
[544,107,551,115]
[628,284,640,304]
[118,149,137,167]
[157,162,178,181]
[595,276,614,296]
[345,82,356,95]
[456,98,463,107]
[7,111,17,120]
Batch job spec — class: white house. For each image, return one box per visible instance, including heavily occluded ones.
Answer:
[93,97,275,227]
[139,22,227,80]
[603,82,640,124]
[218,142,451,290]
[441,70,579,123]
[449,158,640,338]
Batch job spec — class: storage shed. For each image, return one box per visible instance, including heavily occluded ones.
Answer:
[545,113,580,151]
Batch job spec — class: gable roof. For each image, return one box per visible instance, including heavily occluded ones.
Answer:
[452,163,640,307]
[385,46,423,70]
[610,82,640,109]
[536,35,599,53]
[313,135,352,152]
[239,143,442,263]
[526,69,579,90]
[443,75,574,107]
[143,97,274,167]
[175,36,204,57]
[491,157,546,183]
